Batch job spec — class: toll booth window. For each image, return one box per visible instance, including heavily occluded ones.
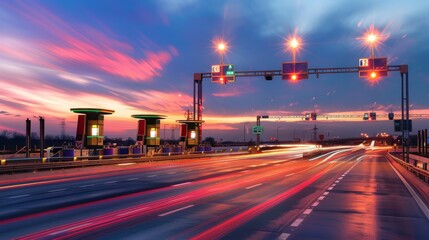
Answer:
[190,130,196,140]
[150,128,157,138]
[91,125,99,136]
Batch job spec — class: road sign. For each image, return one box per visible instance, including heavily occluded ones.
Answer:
[252,126,264,134]
[282,62,308,80]
[211,65,220,73]
[359,58,369,67]
[211,64,235,83]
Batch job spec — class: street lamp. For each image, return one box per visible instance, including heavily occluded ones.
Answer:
[217,42,227,64]
[287,37,301,63]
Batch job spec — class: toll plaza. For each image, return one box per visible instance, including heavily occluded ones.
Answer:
[131,114,166,155]
[176,120,205,148]
[70,108,115,149]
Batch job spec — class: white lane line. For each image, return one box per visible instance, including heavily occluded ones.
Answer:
[79,184,94,188]
[48,188,67,193]
[335,180,340,183]
[328,187,333,190]
[117,163,136,166]
[331,184,336,187]
[312,201,319,207]
[278,233,290,240]
[338,177,343,180]
[158,205,194,217]
[318,196,325,201]
[49,223,91,236]
[105,181,118,184]
[290,218,304,227]
[323,191,330,196]
[387,157,429,220]
[285,173,295,177]
[147,175,157,178]
[245,183,262,190]
[303,208,313,215]
[118,207,148,217]
[168,172,177,174]
[241,170,249,173]
[8,194,30,199]
[127,178,139,181]
[173,182,192,187]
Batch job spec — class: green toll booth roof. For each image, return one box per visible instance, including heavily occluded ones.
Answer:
[70,108,115,115]
[131,114,167,119]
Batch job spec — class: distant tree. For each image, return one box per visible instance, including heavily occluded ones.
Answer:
[204,137,216,146]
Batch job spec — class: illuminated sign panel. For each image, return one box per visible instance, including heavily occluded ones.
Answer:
[211,64,235,83]
[282,62,308,80]
[358,57,388,78]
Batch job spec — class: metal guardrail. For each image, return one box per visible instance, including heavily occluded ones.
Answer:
[387,152,429,183]
[0,150,249,174]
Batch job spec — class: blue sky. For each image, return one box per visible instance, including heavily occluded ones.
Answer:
[0,0,428,141]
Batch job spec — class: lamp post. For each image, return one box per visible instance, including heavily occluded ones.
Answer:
[217,42,226,65]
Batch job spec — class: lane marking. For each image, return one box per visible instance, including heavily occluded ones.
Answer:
[173,182,192,187]
[117,163,136,166]
[387,157,429,220]
[322,191,329,196]
[8,194,30,199]
[79,184,94,188]
[118,207,148,217]
[105,181,118,184]
[318,196,325,201]
[338,177,343,180]
[332,184,336,187]
[158,205,194,217]
[335,180,340,183]
[49,223,91,236]
[127,178,139,181]
[328,187,333,190]
[303,208,313,215]
[311,201,319,207]
[285,173,295,177]
[147,175,157,178]
[290,218,304,227]
[278,233,290,240]
[245,183,262,190]
[241,170,249,173]
[48,188,67,193]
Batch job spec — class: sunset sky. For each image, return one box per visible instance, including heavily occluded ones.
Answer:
[1,0,428,141]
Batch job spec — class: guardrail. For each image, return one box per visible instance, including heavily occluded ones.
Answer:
[0,150,249,174]
[387,152,429,183]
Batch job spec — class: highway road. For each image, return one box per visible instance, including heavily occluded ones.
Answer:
[0,145,428,239]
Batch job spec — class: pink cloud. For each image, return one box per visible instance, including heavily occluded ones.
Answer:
[6,2,176,81]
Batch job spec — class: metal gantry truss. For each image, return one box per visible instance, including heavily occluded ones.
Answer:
[194,64,411,162]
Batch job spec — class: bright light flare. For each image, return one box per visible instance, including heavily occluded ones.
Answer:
[286,36,302,51]
[370,71,377,78]
[357,25,388,57]
[217,43,226,51]
[289,38,299,49]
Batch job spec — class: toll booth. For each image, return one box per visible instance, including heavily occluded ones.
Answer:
[70,108,115,149]
[176,120,205,147]
[131,114,166,147]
